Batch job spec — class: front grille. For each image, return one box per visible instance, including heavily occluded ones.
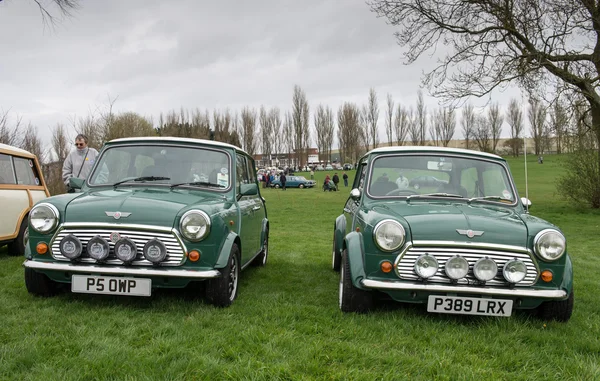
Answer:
[395,245,538,286]
[50,227,185,266]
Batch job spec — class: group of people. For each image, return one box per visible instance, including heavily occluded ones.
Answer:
[323,172,349,191]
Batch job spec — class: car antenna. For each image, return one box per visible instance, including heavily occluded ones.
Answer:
[524,136,529,213]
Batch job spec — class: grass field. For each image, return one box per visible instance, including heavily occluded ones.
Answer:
[1,155,599,380]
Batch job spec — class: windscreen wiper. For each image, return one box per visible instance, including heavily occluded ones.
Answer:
[113,176,171,188]
[468,196,513,204]
[407,193,465,200]
[170,181,225,189]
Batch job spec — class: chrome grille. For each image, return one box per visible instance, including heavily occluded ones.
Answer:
[50,227,185,266]
[395,245,538,286]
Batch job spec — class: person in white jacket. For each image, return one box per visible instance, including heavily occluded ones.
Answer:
[62,134,100,190]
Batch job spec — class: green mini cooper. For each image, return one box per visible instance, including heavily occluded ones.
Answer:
[23,137,268,307]
[332,147,573,321]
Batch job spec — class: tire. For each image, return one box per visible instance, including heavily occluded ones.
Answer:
[24,268,59,297]
[339,250,373,313]
[252,228,269,267]
[275,184,280,189]
[537,290,574,322]
[8,217,28,257]
[299,184,304,189]
[206,244,240,307]
[332,231,341,272]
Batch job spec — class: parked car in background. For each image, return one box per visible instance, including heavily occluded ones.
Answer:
[332,146,573,321]
[315,165,324,171]
[325,164,334,170]
[270,175,316,189]
[343,163,354,170]
[0,144,50,257]
[23,137,269,307]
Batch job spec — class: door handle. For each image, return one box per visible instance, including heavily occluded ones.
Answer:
[252,206,261,211]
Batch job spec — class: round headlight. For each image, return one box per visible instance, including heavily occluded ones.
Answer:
[534,229,566,261]
[114,237,138,263]
[414,254,439,279]
[503,259,527,283]
[180,210,211,242]
[60,234,82,259]
[373,220,406,252]
[444,256,469,280]
[87,235,110,261]
[473,257,498,281]
[29,203,59,234]
[143,239,167,263]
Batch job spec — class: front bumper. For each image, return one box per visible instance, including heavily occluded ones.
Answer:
[23,260,221,279]
[361,279,566,299]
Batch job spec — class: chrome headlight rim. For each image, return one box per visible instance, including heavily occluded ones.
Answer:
[503,258,527,284]
[414,253,439,279]
[534,229,566,261]
[180,210,211,242]
[86,235,110,261]
[373,219,406,252]
[444,255,469,280]
[29,203,60,234]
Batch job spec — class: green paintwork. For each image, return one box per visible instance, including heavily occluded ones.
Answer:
[335,147,573,312]
[25,138,268,291]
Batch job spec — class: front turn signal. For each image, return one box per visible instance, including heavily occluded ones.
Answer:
[540,270,553,282]
[188,250,200,262]
[381,261,393,273]
[36,243,48,255]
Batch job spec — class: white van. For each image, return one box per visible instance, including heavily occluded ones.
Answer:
[0,144,49,256]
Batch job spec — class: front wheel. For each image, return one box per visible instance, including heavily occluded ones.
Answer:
[25,268,60,297]
[299,184,304,189]
[8,218,28,257]
[339,250,373,313]
[206,244,240,307]
[537,290,574,322]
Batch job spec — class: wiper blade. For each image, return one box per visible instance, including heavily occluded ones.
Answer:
[407,193,464,199]
[170,181,225,189]
[113,176,171,188]
[468,196,513,204]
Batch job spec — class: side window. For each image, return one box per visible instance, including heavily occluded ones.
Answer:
[353,161,367,189]
[14,157,39,185]
[245,156,256,184]
[236,155,249,194]
[0,154,16,184]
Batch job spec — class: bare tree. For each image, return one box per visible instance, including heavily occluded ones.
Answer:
[488,103,503,153]
[315,104,335,164]
[506,98,524,157]
[51,123,70,163]
[394,104,409,146]
[439,107,456,147]
[366,88,380,149]
[292,85,310,168]
[338,103,362,164]
[529,99,547,155]
[359,105,372,151]
[550,101,569,154]
[268,108,282,165]
[430,108,442,146]
[368,1,600,152]
[21,123,46,163]
[473,115,492,153]
[240,107,258,156]
[385,94,394,146]
[283,111,294,166]
[323,107,335,164]
[103,112,155,142]
[416,90,426,144]
[461,104,475,150]
[0,109,22,146]
[259,106,272,164]
[408,106,420,145]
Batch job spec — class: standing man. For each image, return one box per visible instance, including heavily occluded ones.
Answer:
[280,172,287,190]
[310,168,314,180]
[332,172,340,191]
[343,172,349,187]
[62,134,100,192]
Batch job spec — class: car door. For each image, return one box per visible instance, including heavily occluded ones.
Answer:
[235,154,262,264]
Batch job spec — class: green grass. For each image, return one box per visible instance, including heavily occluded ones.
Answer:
[1,156,599,380]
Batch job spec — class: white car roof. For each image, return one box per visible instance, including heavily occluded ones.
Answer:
[107,136,249,156]
[364,146,503,160]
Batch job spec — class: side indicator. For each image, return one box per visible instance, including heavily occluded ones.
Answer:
[381,261,393,273]
[540,270,553,282]
[36,243,48,255]
[188,250,200,262]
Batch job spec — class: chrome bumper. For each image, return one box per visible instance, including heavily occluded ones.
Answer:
[361,279,567,299]
[23,260,221,279]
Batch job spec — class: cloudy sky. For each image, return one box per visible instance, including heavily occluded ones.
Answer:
[0,0,522,149]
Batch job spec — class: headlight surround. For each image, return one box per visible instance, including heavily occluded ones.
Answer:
[534,229,566,261]
[29,203,59,234]
[373,220,406,252]
[180,210,211,242]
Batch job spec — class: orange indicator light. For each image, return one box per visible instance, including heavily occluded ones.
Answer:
[381,261,393,273]
[229,220,234,226]
[36,243,48,255]
[188,250,200,262]
[541,270,553,282]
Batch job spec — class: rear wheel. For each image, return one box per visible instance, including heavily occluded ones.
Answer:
[339,250,373,313]
[538,290,574,322]
[8,218,28,257]
[25,268,60,297]
[252,228,269,267]
[275,184,280,189]
[206,244,240,307]
[299,184,304,189]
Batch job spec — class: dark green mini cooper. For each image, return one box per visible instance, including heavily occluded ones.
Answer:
[332,147,573,321]
[23,137,268,307]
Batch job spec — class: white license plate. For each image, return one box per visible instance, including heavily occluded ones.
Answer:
[72,275,151,297]
[427,295,513,317]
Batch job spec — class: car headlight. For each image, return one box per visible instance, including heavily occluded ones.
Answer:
[373,220,406,252]
[114,237,138,263]
[534,229,566,261]
[473,257,498,282]
[444,256,469,280]
[180,210,211,242]
[87,235,110,261]
[503,259,527,283]
[414,254,439,279]
[144,239,167,263]
[29,203,59,234]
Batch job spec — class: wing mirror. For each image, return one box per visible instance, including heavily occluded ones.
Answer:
[240,183,258,196]
[350,188,361,200]
[521,197,532,211]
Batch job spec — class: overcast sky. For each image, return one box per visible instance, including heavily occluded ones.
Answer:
[0,0,522,149]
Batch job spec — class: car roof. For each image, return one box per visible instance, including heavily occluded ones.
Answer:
[363,146,503,160]
[106,136,250,156]
[0,143,36,158]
